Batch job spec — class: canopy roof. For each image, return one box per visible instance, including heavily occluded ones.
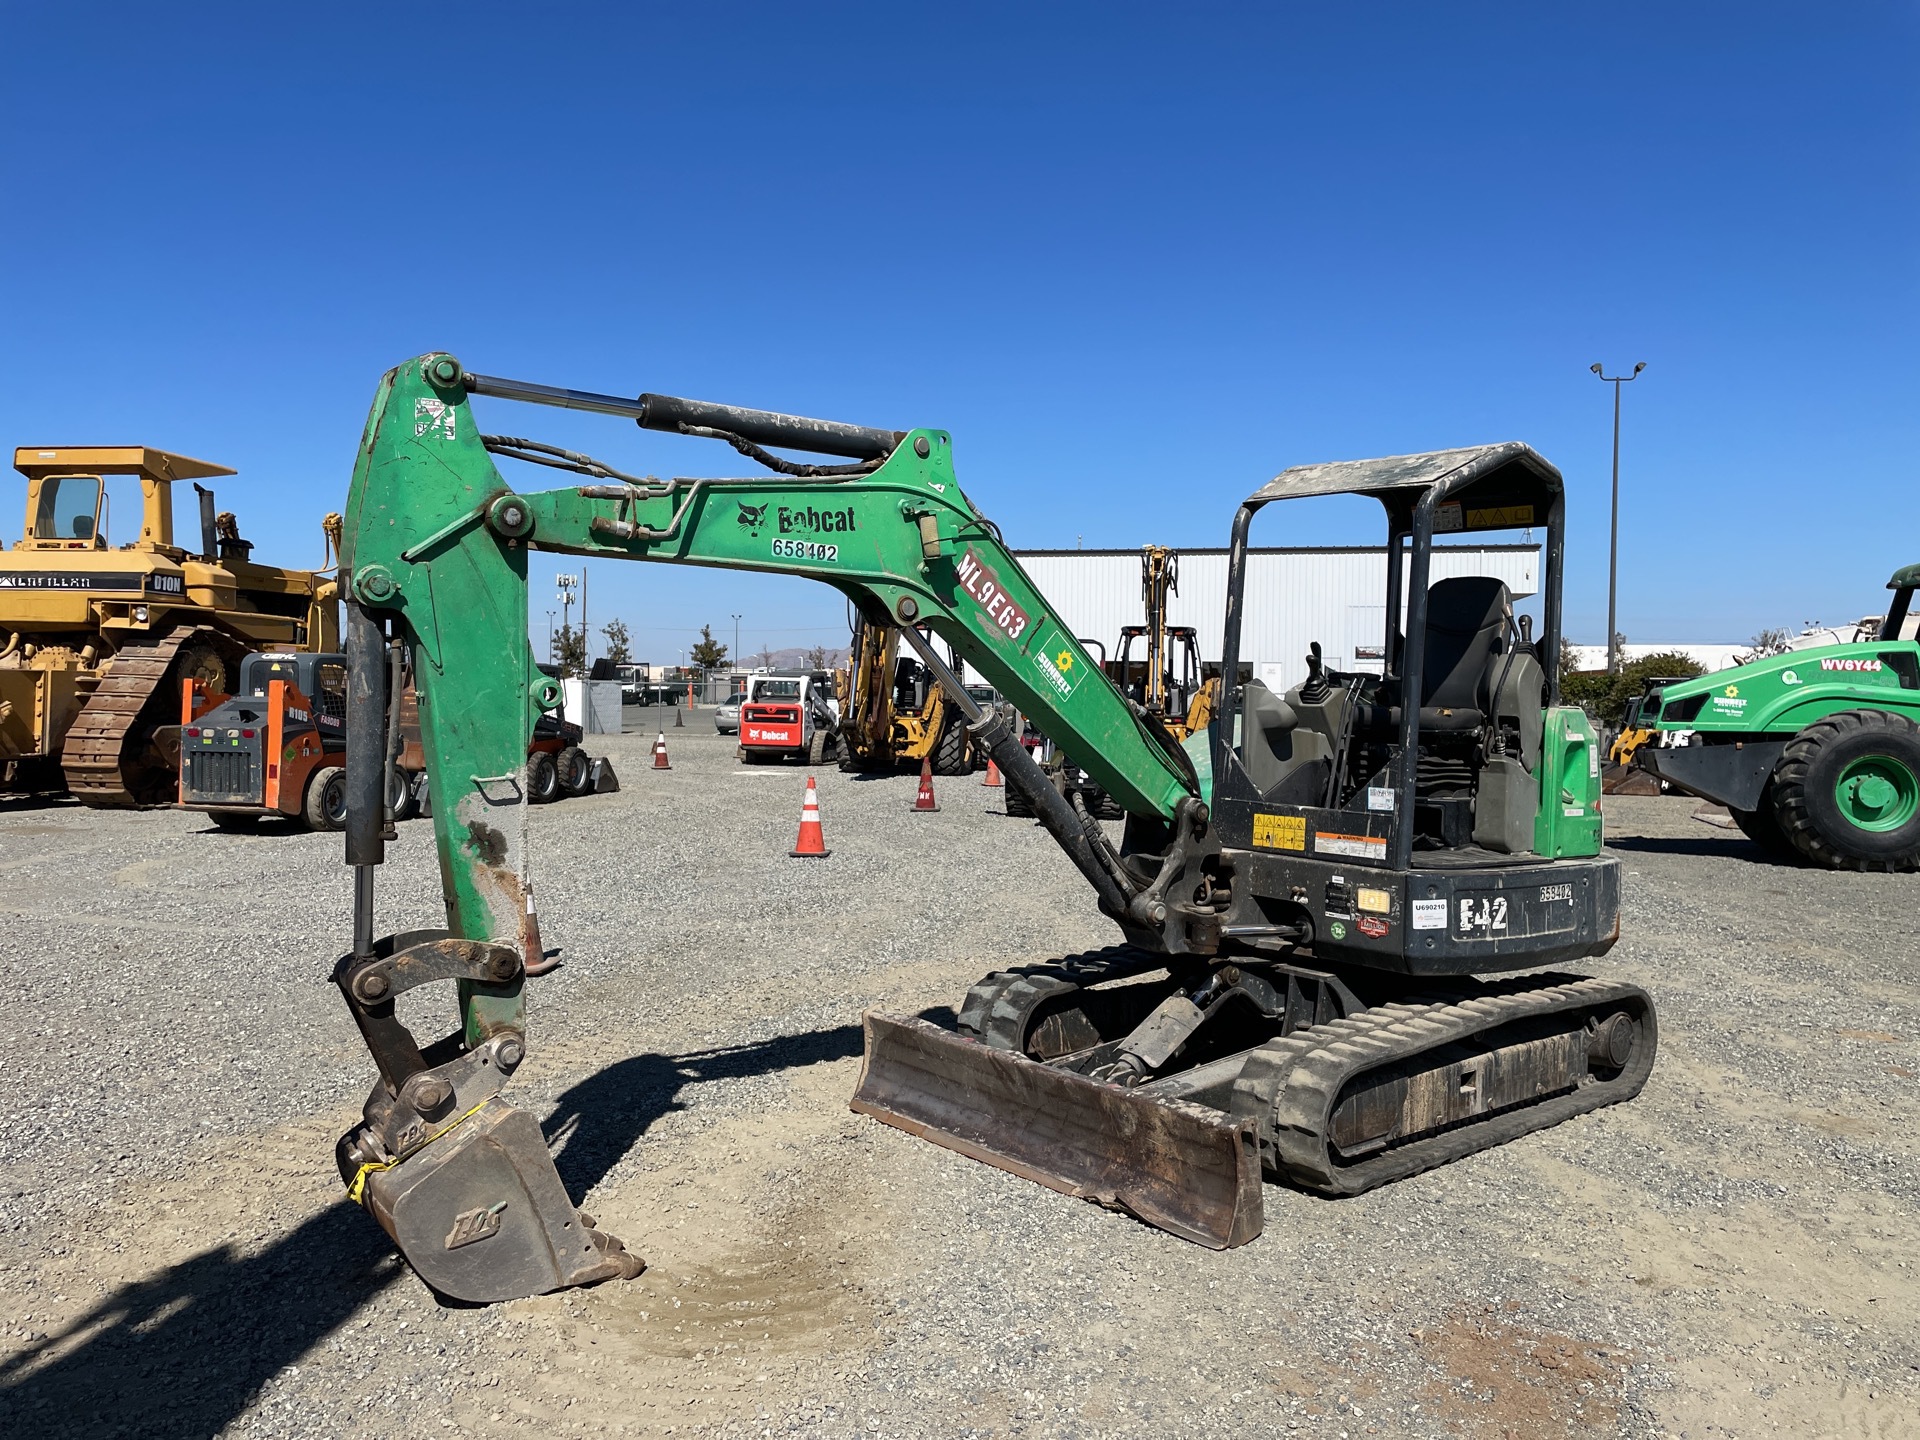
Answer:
[1246,442,1562,536]
[12,446,235,482]
[1249,442,1560,505]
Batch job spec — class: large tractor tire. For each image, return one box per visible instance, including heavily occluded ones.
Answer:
[1771,709,1920,872]
[931,716,970,776]
[1729,787,1798,859]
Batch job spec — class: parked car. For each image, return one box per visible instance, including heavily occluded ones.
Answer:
[715,695,743,734]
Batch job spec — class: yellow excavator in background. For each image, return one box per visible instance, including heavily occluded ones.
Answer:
[834,614,975,774]
[0,446,340,804]
[1014,545,1221,817]
[1107,545,1217,743]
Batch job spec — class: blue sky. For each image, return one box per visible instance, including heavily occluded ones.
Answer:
[3,4,1913,660]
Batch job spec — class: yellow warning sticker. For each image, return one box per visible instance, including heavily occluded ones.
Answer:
[1252,813,1306,851]
[1465,504,1534,529]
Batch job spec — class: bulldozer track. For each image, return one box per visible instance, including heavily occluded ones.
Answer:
[63,626,240,807]
[1227,973,1656,1195]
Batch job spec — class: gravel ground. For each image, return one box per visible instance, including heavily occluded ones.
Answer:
[1,713,1916,1439]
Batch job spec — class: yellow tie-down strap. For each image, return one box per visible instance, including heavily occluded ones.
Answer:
[345,1099,490,1205]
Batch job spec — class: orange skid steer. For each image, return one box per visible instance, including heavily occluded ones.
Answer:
[179,651,614,831]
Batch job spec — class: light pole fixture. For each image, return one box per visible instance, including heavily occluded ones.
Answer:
[730,612,742,674]
[1590,362,1646,675]
[555,574,579,672]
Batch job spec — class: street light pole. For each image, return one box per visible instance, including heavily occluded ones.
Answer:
[1590,361,1646,675]
[556,573,579,674]
[731,613,741,672]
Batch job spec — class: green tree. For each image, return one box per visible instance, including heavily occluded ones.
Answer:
[1557,635,1581,678]
[553,623,588,678]
[1563,650,1705,728]
[689,624,728,671]
[602,618,633,667]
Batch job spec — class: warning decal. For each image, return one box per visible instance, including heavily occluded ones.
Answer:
[1252,813,1306,851]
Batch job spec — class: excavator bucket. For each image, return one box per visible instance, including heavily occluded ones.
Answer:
[851,1013,1263,1248]
[351,1098,642,1304]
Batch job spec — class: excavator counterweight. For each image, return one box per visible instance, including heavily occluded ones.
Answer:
[329,356,1653,1301]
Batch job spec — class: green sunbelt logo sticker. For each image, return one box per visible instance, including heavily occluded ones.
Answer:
[1030,622,1084,701]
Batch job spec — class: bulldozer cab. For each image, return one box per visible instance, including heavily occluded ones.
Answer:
[1212,443,1582,875]
[12,446,234,555]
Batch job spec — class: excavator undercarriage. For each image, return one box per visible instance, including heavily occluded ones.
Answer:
[857,951,1652,1245]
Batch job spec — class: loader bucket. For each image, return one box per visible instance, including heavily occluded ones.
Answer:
[353,1098,642,1303]
[851,1012,1263,1249]
[1601,762,1662,796]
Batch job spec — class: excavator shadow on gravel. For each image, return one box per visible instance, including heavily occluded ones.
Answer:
[326,356,1653,1301]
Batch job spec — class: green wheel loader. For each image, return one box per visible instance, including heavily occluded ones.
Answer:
[1632,563,1920,870]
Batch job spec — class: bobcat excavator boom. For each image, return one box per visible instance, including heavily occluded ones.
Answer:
[333,356,1651,1302]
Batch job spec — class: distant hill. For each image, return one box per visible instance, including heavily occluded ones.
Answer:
[742,646,847,671]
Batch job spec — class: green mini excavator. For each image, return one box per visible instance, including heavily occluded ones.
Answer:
[330,355,1654,1301]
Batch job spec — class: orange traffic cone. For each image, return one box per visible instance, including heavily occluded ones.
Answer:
[653,732,671,770]
[909,757,940,812]
[790,776,830,858]
[981,756,1004,788]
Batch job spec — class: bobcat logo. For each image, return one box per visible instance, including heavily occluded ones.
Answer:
[736,502,769,535]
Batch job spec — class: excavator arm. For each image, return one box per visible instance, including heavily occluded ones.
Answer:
[330,355,1218,1300]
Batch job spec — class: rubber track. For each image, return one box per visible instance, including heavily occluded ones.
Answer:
[1227,973,1657,1195]
[956,946,1169,1050]
[63,626,224,807]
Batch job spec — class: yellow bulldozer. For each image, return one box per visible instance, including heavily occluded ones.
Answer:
[1,446,340,805]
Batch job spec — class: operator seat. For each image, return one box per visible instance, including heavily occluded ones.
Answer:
[1404,575,1545,775]
[1416,575,1512,729]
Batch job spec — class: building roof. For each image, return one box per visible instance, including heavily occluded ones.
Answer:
[1013,542,1540,558]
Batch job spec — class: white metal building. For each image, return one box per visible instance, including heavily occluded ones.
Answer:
[1006,545,1539,693]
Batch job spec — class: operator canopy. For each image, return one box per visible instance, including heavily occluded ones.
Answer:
[12,446,235,482]
[1248,443,1561,533]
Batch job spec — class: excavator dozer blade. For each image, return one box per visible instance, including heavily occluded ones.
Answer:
[851,1012,1263,1249]
[354,1098,642,1304]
